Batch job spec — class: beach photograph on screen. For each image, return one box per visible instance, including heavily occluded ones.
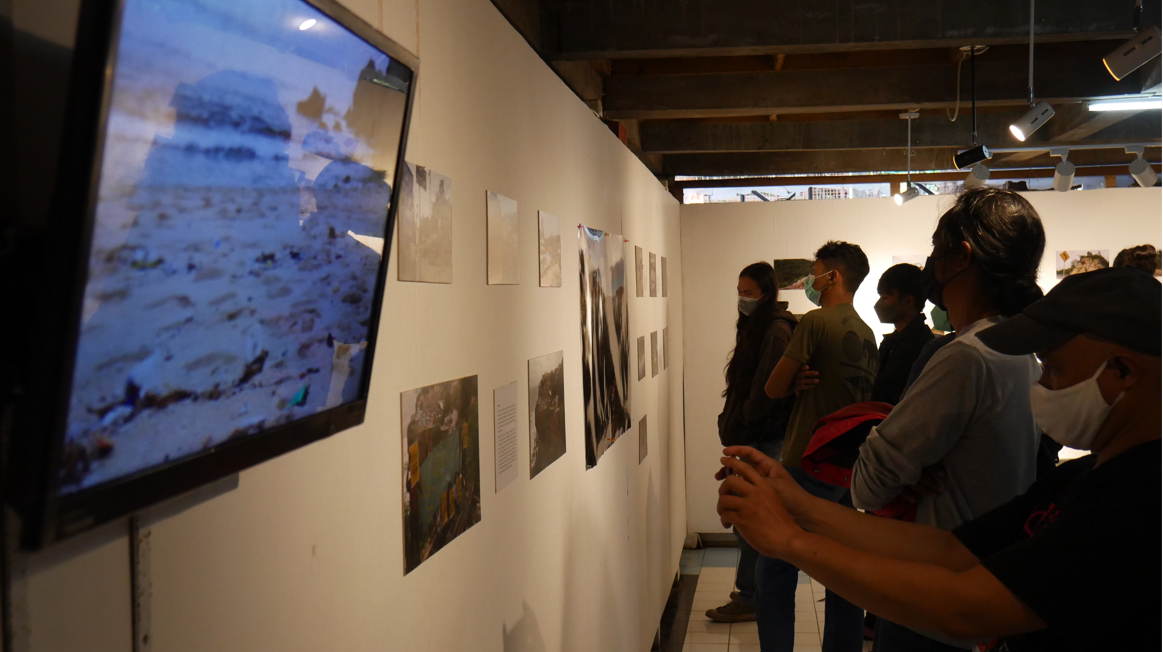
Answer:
[401,375,481,574]
[773,259,814,290]
[637,335,646,381]
[538,210,561,287]
[578,226,631,469]
[59,0,410,492]
[528,351,566,478]
[635,246,644,297]
[398,163,453,283]
[1056,250,1110,278]
[487,191,519,285]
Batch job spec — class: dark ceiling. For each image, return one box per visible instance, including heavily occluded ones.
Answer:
[490,0,1162,189]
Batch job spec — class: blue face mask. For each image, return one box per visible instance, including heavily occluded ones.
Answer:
[804,271,832,307]
[930,306,952,332]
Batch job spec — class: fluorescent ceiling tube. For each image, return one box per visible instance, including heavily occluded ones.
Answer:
[1009,101,1055,141]
[894,186,921,206]
[1089,97,1163,111]
[1053,160,1076,192]
[1129,157,1159,187]
[1104,25,1161,81]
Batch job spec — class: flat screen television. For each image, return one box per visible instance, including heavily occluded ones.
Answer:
[5,0,417,549]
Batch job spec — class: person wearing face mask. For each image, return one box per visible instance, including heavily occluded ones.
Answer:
[757,241,878,652]
[709,262,799,623]
[712,266,1160,652]
[871,264,935,405]
[848,188,1045,651]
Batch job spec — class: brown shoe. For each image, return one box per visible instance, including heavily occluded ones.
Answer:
[705,599,756,623]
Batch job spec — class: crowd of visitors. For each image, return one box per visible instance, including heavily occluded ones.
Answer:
[709,187,1160,652]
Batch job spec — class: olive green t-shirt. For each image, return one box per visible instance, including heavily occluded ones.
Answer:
[780,303,878,469]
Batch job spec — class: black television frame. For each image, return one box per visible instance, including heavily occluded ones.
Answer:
[6,0,419,550]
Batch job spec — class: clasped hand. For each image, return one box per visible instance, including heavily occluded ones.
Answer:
[715,446,812,558]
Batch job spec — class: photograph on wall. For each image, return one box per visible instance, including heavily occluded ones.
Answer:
[1056,250,1110,279]
[651,331,659,378]
[661,257,668,298]
[649,252,658,297]
[891,255,926,268]
[637,335,646,381]
[401,375,481,574]
[578,226,632,469]
[663,327,669,370]
[773,259,814,290]
[487,191,519,285]
[528,351,566,479]
[638,415,648,464]
[538,210,562,287]
[635,246,644,298]
[398,163,453,283]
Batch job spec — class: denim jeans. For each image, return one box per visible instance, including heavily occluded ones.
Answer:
[873,619,971,652]
[755,466,864,652]
[734,437,784,608]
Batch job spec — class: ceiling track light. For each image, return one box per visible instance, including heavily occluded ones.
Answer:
[1127,146,1160,187]
[1010,0,1054,141]
[1103,0,1161,81]
[954,45,992,169]
[1050,149,1075,192]
[894,186,920,205]
[964,163,991,189]
[895,111,920,206]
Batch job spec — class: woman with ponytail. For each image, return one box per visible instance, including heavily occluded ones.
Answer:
[850,188,1046,652]
[706,262,798,624]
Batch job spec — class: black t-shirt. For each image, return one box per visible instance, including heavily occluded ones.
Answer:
[871,316,934,404]
[952,439,1161,652]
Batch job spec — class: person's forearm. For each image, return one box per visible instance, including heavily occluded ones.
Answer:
[796,495,978,571]
[779,532,989,640]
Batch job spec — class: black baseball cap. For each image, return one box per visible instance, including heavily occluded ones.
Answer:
[978,267,1162,357]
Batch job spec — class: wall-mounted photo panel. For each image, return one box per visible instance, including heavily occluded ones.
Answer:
[538,210,562,287]
[398,163,453,283]
[663,327,669,370]
[578,226,631,469]
[773,259,813,290]
[638,415,648,464]
[650,331,659,378]
[487,191,519,285]
[1056,250,1110,279]
[528,351,566,478]
[637,335,646,381]
[634,246,644,297]
[649,252,657,297]
[401,375,481,574]
[661,257,668,297]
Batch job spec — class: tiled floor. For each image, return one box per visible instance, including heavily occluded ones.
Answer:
[678,547,870,652]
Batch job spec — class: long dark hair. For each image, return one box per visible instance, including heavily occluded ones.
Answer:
[724,262,780,397]
[936,187,1046,316]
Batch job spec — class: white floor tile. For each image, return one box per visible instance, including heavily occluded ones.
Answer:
[727,631,760,644]
[794,620,818,633]
[683,643,728,652]
[688,620,732,634]
[795,631,820,645]
[729,621,758,633]
[792,645,823,652]
[686,631,730,644]
[731,644,761,652]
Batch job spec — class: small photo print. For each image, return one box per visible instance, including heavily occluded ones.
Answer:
[398,163,453,284]
[635,246,644,298]
[637,335,647,381]
[486,191,519,285]
[1056,250,1109,279]
[650,331,658,378]
[773,259,813,290]
[649,252,657,297]
[538,210,561,287]
[638,414,648,464]
[663,327,669,370]
[528,351,566,479]
[661,257,668,298]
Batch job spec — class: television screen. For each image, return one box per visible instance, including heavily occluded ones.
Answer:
[12,0,415,545]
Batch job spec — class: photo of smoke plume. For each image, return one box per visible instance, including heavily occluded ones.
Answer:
[60,0,408,492]
[528,351,566,479]
[397,163,453,283]
[401,375,481,574]
[578,226,631,469]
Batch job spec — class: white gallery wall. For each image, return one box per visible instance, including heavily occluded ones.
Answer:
[13,0,686,650]
[680,188,1162,533]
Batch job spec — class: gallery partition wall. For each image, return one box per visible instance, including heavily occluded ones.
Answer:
[679,188,1162,534]
[10,0,686,650]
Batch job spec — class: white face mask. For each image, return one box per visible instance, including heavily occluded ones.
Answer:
[1029,359,1124,450]
[738,296,759,316]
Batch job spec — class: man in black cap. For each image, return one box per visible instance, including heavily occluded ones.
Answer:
[714,267,1160,651]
